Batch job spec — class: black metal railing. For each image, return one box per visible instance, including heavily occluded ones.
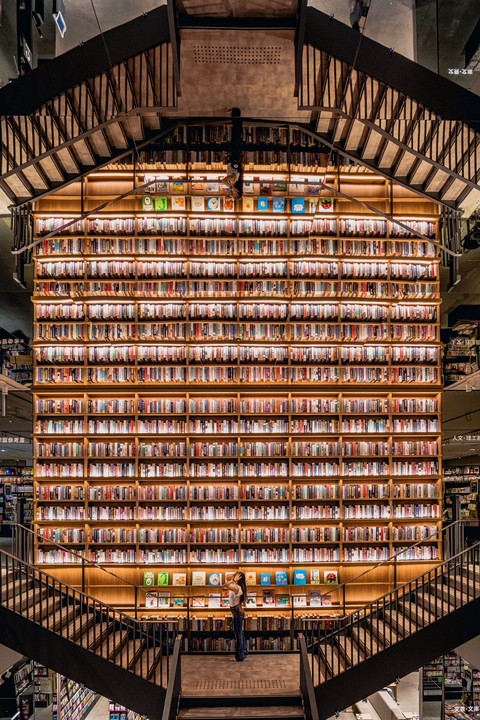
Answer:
[299,634,319,720]
[309,539,480,686]
[0,546,177,686]
[161,636,182,720]
[309,519,465,617]
[11,523,150,619]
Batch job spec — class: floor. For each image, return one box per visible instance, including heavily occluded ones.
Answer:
[180,653,301,697]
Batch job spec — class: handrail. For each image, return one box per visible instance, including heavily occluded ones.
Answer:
[161,635,182,720]
[0,545,178,686]
[317,518,465,615]
[310,538,480,686]
[11,523,148,616]
[299,634,320,720]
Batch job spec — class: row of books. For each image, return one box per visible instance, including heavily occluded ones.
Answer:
[34,343,440,363]
[34,280,439,301]
[34,546,439,564]
[35,481,440,502]
[35,417,441,433]
[35,217,436,238]
[34,396,439,414]
[35,303,439,323]
[36,260,438,281]
[35,504,441,520]
[35,459,438,477]
[36,236,438,257]
[35,440,438,459]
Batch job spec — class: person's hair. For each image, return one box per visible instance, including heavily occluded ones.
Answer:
[236,571,247,605]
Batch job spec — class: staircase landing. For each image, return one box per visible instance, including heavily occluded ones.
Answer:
[181,654,301,697]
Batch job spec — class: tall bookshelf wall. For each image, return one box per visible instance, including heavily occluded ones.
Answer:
[32,127,442,629]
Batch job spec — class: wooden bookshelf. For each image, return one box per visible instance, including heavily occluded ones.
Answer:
[31,137,442,643]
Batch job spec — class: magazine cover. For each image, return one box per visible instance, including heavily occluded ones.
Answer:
[260,573,271,586]
[192,571,206,586]
[293,568,307,585]
[191,196,205,211]
[157,571,169,586]
[275,570,288,585]
[291,197,306,214]
[154,196,168,212]
[324,570,339,585]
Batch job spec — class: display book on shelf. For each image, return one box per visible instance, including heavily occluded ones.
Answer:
[31,160,442,637]
[13,661,54,720]
[443,465,479,522]
[422,652,480,720]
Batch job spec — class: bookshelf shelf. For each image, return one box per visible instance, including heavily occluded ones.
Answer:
[32,153,442,616]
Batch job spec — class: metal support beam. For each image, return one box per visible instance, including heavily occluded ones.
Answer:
[294,0,308,98]
[167,0,181,98]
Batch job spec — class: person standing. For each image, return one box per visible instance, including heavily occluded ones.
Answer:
[225,572,248,661]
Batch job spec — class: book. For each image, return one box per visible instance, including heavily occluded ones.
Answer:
[322,594,333,607]
[156,180,168,193]
[275,570,288,585]
[277,594,289,607]
[158,592,170,607]
[155,196,168,212]
[290,182,305,194]
[206,197,221,211]
[319,197,334,212]
[293,594,307,607]
[223,197,235,212]
[262,589,275,606]
[310,569,321,584]
[192,595,206,607]
[221,592,229,607]
[208,572,222,586]
[309,590,322,607]
[192,571,206,586]
[245,571,257,586]
[191,196,205,211]
[293,569,307,585]
[172,594,185,607]
[291,197,305,214]
[171,180,184,192]
[259,181,271,196]
[273,179,287,192]
[246,592,257,607]
[172,572,187,586]
[142,196,155,212]
[243,181,255,194]
[272,197,285,213]
[308,183,320,195]
[324,570,339,585]
[260,573,271,586]
[191,180,206,192]
[209,593,221,608]
[157,571,169,586]
[171,196,186,211]
[145,592,158,608]
[242,197,254,212]
[257,197,268,212]
[143,571,155,587]
[206,181,219,193]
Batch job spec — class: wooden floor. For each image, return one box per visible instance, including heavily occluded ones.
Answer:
[180,653,301,697]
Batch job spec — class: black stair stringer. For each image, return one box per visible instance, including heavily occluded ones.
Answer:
[315,597,480,720]
[0,605,166,720]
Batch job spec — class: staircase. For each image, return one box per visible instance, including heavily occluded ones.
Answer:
[307,541,480,719]
[0,547,177,720]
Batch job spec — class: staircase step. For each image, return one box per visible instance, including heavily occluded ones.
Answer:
[381,609,414,637]
[178,705,304,719]
[97,630,128,661]
[180,696,303,708]
[397,601,436,628]
[367,617,401,647]
[317,641,345,677]
[336,631,365,668]
[61,609,97,642]
[78,620,113,650]
[117,638,145,671]
[350,625,381,658]
[44,603,79,633]
[133,646,162,681]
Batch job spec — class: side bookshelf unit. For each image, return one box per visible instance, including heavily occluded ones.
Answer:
[32,154,442,632]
